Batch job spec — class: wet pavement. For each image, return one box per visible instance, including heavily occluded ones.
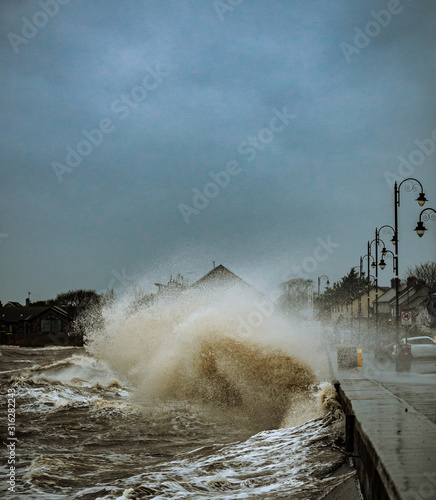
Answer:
[329,348,436,500]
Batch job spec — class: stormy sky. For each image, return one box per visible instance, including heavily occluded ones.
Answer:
[1,0,435,302]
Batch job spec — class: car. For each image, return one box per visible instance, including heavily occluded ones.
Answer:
[391,336,436,359]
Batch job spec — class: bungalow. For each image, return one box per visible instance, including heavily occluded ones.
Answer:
[0,300,73,344]
[192,264,250,289]
[153,264,252,294]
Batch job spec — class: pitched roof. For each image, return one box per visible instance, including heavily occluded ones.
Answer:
[192,264,249,288]
[0,305,71,323]
[397,284,430,307]
[376,282,431,309]
[377,284,407,303]
[351,285,389,301]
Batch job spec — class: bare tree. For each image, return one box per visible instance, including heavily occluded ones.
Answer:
[405,262,436,291]
[278,278,313,316]
[54,289,100,309]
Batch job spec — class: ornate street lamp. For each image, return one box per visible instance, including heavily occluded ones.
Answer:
[393,178,427,372]
[350,265,364,320]
[414,207,436,237]
[369,232,386,319]
[379,249,396,272]
[394,178,427,323]
[361,249,375,321]
[374,225,397,319]
[317,275,330,296]
[377,224,396,258]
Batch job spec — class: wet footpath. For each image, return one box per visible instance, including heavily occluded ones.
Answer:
[330,349,436,500]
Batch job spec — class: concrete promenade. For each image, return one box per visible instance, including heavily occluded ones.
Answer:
[330,350,436,500]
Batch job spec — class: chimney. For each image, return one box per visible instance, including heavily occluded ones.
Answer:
[26,297,30,307]
[0,300,2,307]
[213,261,216,269]
[406,276,418,288]
[390,278,397,289]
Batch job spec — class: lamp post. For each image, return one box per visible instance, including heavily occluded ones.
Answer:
[379,248,396,272]
[358,256,367,321]
[361,248,375,323]
[350,265,363,320]
[316,275,330,325]
[378,224,397,273]
[393,178,427,372]
[373,227,398,362]
[378,247,397,340]
[394,179,427,325]
[414,207,436,237]
[369,232,387,321]
[374,224,397,319]
[317,275,330,296]
[366,273,377,323]
[349,264,366,329]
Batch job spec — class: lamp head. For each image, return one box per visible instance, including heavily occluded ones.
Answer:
[381,246,387,256]
[379,259,386,270]
[391,235,397,246]
[414,221,426,237]
[416,192,427,207]
[371,261,376,269]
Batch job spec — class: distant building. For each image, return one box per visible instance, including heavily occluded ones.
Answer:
[153,265,252,294]
[154,274,189,295]
[0,300,73,344]
[378,277,433,324]
[192,264,250,289]
[330,285,388,321]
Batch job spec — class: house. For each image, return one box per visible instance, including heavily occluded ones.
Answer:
[192,264,250,289]
[378,277,433,325]
[377,279,406,316]
[151,264,253,299]
[0,300,73,344]
[330,285,388,321]
[351,285,389,318]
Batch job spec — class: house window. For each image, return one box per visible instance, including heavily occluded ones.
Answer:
[41,317,62,332]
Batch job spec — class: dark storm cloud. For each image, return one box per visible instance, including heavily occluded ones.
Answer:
[0,0,435,300]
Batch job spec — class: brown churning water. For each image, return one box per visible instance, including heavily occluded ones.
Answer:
[1,281,350,499]
[86,281,326,428]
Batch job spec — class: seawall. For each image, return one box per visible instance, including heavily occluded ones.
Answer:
[335,377,436,500]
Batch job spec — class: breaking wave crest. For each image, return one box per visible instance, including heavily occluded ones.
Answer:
[1,284,349,499]
[85,283,332,429]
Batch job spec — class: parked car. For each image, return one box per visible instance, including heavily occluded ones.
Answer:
[390,336,436,359]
